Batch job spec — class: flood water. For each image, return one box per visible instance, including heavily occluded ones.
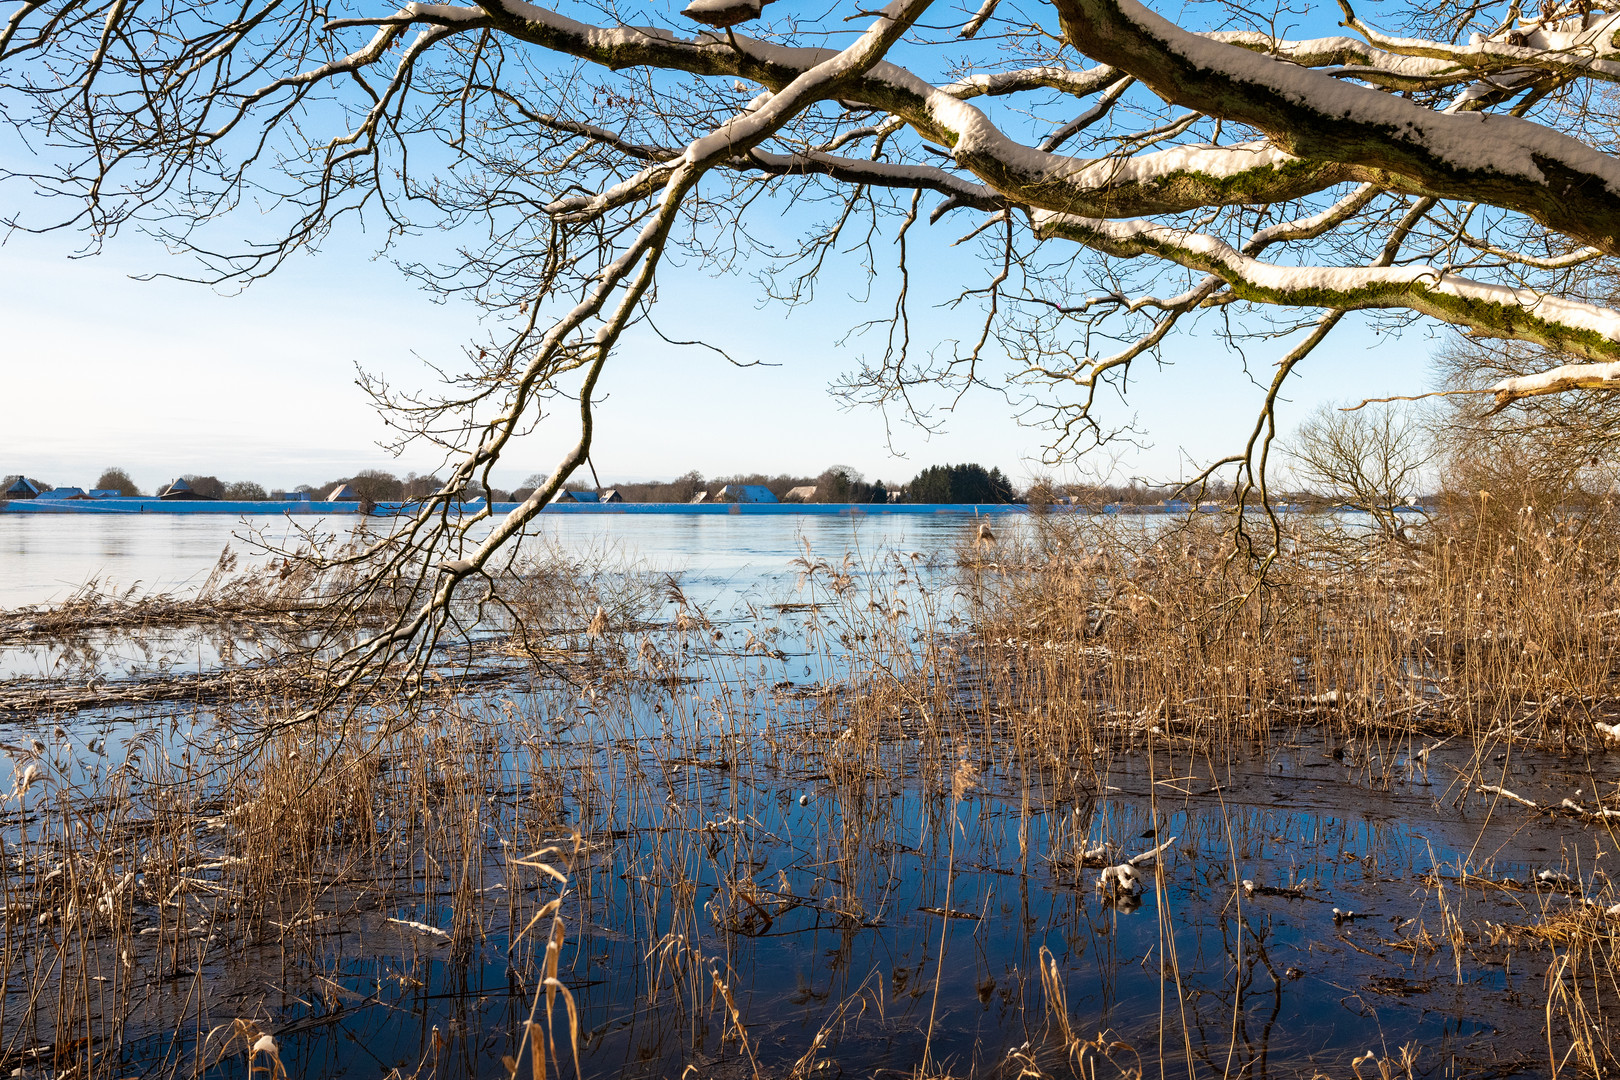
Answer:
[1,514,1615,1080]
[0,511,994,609]
[0,512,997,680]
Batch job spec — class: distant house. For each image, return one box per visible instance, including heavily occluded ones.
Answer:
[783,486,817,502]
[159,478,214,500]
[4,478,41,499]
[689,491,709,504]
[599,489,625,503]
[271,490,312,502]
[88,489,122,499]
[552,490,599,504]
[35,487,89,500]
[715,484,778,504]
[325,483,360,501]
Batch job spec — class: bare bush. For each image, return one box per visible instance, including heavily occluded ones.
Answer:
[1431,337,1620,532]
[1283,401,1433,537]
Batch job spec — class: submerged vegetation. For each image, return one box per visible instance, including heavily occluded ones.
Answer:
[6,503,1620,1079]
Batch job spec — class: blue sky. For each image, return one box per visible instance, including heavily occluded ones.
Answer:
[0,215,1438,494]
[0,0,1445,495]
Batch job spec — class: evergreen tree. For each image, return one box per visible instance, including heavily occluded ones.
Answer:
[906,464,1014,504]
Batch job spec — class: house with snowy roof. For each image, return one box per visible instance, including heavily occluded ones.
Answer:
[4,478,42,499]
[715,484,777,504]
[325,483,361,501]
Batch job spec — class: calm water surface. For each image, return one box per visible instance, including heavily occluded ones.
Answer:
[0,512,1009,680]
[0,512,1001,609]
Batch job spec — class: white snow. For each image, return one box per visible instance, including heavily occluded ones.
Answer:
[1208,31,1464,82]
[1352,8,1620,74]
[1096,863,1141,892]
[387,916,452,938]
[403,2,486,21]
[1116,0,1620,197]
[680,0,766,28]
[941,64,1119,100]
[1247,183,1380,251]
[1492,360,1620,401]
[1035,211,1620,355]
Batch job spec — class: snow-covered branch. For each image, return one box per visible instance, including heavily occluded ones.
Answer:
[1034,211,1620,362]
[1049,0,1620,254]
[230,0,1620,246]
[1492,361,1620,406]
[1210,12,1620,92]
[1340,4,1620,85]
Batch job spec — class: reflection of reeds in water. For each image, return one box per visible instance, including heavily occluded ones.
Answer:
[9,508,1620,1077]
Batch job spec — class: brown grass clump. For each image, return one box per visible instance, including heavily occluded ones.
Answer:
[969,504,1620,754]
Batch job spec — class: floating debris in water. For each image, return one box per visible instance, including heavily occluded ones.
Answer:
[1097,863,1142,895]
[388,917,451,940]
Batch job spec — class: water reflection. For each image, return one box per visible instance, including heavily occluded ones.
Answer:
[0,513,1000,609]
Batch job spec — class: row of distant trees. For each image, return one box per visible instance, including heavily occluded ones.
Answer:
[10,464,1044,504]
[0,469,471,502]
[23,462,1385,508]
[536,467,899,504]
[5,457,1454,518]
[542,464,1022,504]
[11,346,1611,528]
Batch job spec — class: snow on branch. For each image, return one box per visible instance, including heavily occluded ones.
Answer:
[1033,210,1620,363]
[345,4,1350,221]
[1492,361,1620,407]
[1049,0,1620,254]
[431,0,1620,244]
[1456,232,1607,269]
[342,0,1620,238]
[1208,32,1473,89]
[680,0,772,28]
[1210,13,1620,92]
[1339,3,1620,85]
[942,135,1356,219]
[940,63,1121,100]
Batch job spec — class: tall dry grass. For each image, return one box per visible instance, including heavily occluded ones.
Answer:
[969,505,1620,754]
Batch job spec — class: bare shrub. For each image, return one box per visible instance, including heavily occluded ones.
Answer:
[1283,401,1433,538]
